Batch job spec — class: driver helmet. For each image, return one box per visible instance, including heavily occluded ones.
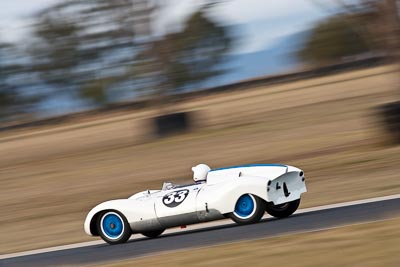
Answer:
[192,164,211,183]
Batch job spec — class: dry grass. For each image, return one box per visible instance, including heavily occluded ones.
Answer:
[96,218,400,267]
[1,65,400,254]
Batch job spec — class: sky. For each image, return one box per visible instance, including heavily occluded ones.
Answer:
[0,0,333,53]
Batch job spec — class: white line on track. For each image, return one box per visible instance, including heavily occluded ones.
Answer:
[1,193,400,260]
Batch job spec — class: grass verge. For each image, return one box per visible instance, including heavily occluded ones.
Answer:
[96,217,400,267]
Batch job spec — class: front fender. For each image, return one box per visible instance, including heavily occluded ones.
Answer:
[84,199,134,236]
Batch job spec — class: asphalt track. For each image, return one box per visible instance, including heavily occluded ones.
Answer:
[2,196,400,267]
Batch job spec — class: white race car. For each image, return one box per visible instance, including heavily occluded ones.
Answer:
[84,163,307,244]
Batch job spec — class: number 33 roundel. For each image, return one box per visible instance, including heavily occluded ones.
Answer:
[163,190,189,208]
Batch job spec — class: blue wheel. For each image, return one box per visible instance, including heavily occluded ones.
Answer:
[233,194,256,219]
[230,194,266,224]
[97,211,131,244]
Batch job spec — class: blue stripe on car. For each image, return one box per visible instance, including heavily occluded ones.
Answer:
[210,164,286,172]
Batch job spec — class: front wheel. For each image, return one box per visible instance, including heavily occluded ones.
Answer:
[265,199,301,218]
[97,211,131,245]
[229,194,266,225]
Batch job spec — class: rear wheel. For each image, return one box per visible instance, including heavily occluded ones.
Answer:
[97,211,131,245]
[229,194,266,225]
[266,199,301,218]
[141,229,165,238]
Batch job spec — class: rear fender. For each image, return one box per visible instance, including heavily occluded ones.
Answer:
[267,171,307,205]
[197,177,269,215]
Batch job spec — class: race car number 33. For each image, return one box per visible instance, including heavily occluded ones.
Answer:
[163,189,189,208]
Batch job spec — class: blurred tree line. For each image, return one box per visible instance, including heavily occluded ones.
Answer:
[1,0,398,125]
[299,14,372,64]
[0,0,231,121]
[300,0,399,65]
[302,0,400,143]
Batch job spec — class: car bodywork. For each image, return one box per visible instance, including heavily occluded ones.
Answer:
[84,164,307,236]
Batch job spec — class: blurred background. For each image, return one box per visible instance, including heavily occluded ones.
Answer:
[0,0,400,264]
[0,0,397,121]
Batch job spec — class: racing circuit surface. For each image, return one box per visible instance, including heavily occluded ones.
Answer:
[2,196,400,267]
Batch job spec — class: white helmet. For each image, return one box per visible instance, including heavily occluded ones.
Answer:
[192,164,211,183]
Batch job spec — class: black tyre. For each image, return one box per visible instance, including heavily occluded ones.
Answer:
[265,199,301,218]
[97,211,131,245]
[141,229,165,238]
[229,194,266,225]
